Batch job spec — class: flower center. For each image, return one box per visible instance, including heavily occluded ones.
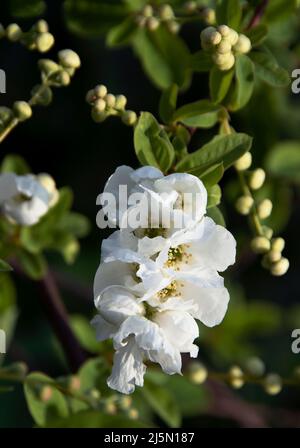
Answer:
[165,244,192,269]
[156,280,181,301]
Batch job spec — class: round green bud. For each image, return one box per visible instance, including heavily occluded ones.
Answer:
[167,21,180,34]
[13,101,32,121]
[142,5,153,17]
[136,15,147,28]
[36,32,54,53]
[69,375,81,391]
[119,396,132,410]
[35,19,49,33]
[245,357,265,377]
[31,84,53,106]
[94,84,107,98]
[91,108,107,123]
[251,236,271,254]
[40,385,53,402]
[234,151,252,171]
[115,94,127,110]
[235,195,254,215]
[0,106,13,124]
[226,29,239,46]
[122,110,137,126]
[0,23,5,38]
[187,361,208,385]
[234,34,252,54]
[159,4,174,20]
[218,53,235,71]
[54,70,71,86]
[267,250,282,263]
[105,402,117,415]
[86,89,96,103]
[147,17,160,31]
[201,27,222,46]
[270,257,289,277]
[218,25,230,37]
[89,388,101,400]
[271,237,285,253]
[58,49,81,69]
[6,23,22,42]
[249,168,266,190]
[202,8,216,25]
[105,93,116,108]
[257,198,273,220]
[94,98,106,112]
[216,39,232,54]
[263,373,282,395]
[185,1,197,13]
[228,366,244,389]
[38,59,60,76]
[262,225,273,240]
[128,409,139,420]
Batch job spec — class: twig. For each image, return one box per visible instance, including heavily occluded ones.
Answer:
[246,0,269,30]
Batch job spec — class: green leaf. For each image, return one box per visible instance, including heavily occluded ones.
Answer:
[159,84,178,124]
[190,51,213,72]
[70,315,102,353]
[133,27,191,90]
[206,206,226,226]
[265,141,300,183]
[246,24,268,47]
[0,259,12,272]
[24,372,69,427]
[173,100,222,128]
[210,66,235,104]
[207,184,222,208]
[175,133,252,172]
[106,17,138,47]
[143,378,181,428]
[216,0,242,29]
[264,0,298,23]
[45,411,151,428]
[134,112,175,172]
[0,154,30,175]
[227,54,255,112]
[0,274,17,364]
[63,0,129,37]
[18,250,47,280]
[9,0,46,18]
[250,51,290,87]
[78,358,109,396]
[199,163,224,187]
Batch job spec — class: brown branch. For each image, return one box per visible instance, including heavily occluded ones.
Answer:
[246,0,269,30]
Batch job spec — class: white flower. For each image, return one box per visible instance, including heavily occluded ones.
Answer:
[0,172,58,226]
[91,286,198,394]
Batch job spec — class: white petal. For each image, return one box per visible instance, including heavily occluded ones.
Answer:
[101,229,138,262]
[130,166,163,183]
[0,173,18,202]
[94,261,137,299]
[3,196,48,225]
[91,314,116,341]
[107,337,146,394]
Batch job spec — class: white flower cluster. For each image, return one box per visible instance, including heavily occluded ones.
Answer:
[201,25,252,71]
[92,166,236,394]
[0,172,58,226]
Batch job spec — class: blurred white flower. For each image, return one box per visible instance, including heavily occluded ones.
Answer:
[0,172,58,226]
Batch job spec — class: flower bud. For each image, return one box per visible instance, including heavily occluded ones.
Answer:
[0,106,13,124]
[6,23,22,41]
[105,402,117,415]
[142,5,153,17]
[159,4,174,20]
[218,53,235,71]
[187,361,208,384]
[147,17,160,31]
[105,93,116,108]
[91,108,107,123]
[235,195,254,215]
[234,152,252,171]
[86,89,96,103]
[58,49,81,69]
[122,110,137,126]
[185,1,197,13]
[257,198,273,220]
[37,173,56,194]
[54,70,71,86]
[36,32,54,53]
[249,168,266,190]
[94,84,107,98]
[94,98,106,112]
[38,59,60,76]
[119,396,132,410]
[35,19,49,33]
[227,29,239,46]
[115,94,127,110]
[251,236,271,254]
[270,257,289,277]
[13,101,32,121]
[263,373,282,395]
[202,8,216,25]
[201,27,222,46]
[218,25,230,37]
[31,84,53,106]
[245,357,265,377]
[128,408,139,420]
[167,21,180,34]
[233,34,252,54]
[216,40,232,54]
[228,366,244,389]
[267,250,282,263]
[262,225,273,240]
[40,385,53,402]
[69,375,81,391]
[271,237,285,253]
